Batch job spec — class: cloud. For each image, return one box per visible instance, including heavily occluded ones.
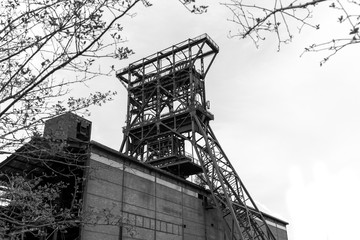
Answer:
[286,161,360,240]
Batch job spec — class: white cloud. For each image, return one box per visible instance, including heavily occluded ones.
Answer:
[286,162,360,240]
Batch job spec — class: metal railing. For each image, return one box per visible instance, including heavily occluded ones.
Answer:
[116,33,219,80]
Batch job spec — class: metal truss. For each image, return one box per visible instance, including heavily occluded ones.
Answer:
[192,115,276,240]
[116,34,218,162]
[117,34,276,240]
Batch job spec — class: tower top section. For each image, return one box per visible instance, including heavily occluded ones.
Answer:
[116,33,219,87]
[117,34,219,176]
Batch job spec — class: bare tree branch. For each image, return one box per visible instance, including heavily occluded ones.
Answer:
[220,0,360,64]
[0,0,147,152]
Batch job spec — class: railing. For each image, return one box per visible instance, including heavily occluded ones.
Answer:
[116,33,219,81]
[128,61,189,89]
[185,151,200,166]
[126,102,213,130]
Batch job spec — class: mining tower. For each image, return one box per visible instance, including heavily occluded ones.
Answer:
[116,34,276,240]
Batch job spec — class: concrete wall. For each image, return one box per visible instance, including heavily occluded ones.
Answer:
[267,223,288,240]
[81,145,287,240]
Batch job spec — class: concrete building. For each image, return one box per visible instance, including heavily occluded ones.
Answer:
[0,114,288,240]
[84,140,288,240]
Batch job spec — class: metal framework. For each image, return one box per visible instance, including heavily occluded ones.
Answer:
[116,34,276,240]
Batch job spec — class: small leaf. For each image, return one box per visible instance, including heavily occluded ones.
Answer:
[338,15,343,23]
[349,27,359,35]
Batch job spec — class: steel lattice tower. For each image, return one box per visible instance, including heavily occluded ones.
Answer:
[116,34,276,240]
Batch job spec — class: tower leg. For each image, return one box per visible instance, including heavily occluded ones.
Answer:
[192,115,276,240]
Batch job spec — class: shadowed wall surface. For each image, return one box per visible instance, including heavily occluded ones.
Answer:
[82,142,288,240]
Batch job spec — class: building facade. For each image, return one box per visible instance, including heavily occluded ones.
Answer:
[82,141,288,240]
[0,113,288,240]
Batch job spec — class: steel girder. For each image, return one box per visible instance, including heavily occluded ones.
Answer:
[191,114,276,240]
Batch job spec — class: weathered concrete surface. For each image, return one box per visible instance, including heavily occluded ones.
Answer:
[81,143,288,240]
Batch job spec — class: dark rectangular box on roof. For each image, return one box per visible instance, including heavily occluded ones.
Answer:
[43,112,92,142]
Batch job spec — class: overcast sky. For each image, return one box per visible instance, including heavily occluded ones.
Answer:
[75,1,360,239]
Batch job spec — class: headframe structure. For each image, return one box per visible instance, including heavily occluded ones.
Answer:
[116,34,276,240]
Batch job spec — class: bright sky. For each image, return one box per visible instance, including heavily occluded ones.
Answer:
[77,1,360,239]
